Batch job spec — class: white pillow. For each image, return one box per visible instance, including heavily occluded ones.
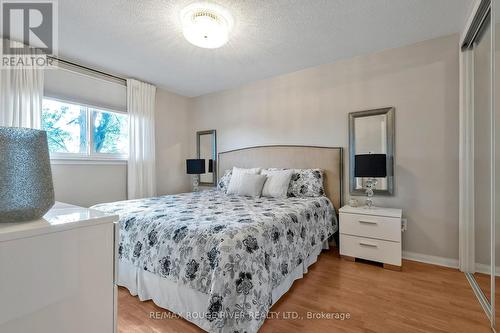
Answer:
[261,169,293,198]
[226,167,261,194]
[233,174,267,197]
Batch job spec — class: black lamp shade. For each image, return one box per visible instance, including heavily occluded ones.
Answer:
[186,159,206,174]
[354,154,387,178]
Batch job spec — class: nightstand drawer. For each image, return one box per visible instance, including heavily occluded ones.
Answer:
[340,234,401,266]
[339,212,401,242]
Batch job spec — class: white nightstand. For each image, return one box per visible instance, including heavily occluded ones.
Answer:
[339,205,403,271]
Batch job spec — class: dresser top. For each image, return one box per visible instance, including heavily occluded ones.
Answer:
[339,205,402,218]
[0,202,118,242]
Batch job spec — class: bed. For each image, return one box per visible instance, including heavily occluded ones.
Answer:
[92,145,343,333]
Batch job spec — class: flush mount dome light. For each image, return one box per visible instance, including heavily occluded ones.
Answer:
[180,2,234,49]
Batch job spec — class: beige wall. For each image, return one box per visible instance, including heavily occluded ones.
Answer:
[52,88,192,207]
[190,34,460,260]
[155,89,192,195]
[51,163,127,207]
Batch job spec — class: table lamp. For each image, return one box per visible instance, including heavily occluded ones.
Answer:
[354,154,387,208]
[186,159,206,192]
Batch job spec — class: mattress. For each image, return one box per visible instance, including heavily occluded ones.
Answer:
[92,190,337,333]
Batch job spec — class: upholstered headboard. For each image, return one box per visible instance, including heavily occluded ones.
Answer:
[218,145,343,211]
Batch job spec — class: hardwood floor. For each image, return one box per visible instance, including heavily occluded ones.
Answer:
[118,249,491,333]
[473,273,500,325]
[474,272,493,303]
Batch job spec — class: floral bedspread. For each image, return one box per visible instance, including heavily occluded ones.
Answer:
[92,190,337,333]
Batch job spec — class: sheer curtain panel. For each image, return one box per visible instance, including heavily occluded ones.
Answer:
[127,78,156,199]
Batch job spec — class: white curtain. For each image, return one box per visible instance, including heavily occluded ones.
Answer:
[0,40,44,128]
[127,78,157,199]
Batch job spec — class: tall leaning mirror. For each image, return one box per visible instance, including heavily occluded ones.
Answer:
[197,130,217,186]
[349,107,395,197]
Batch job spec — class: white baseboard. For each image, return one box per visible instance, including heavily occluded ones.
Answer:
[401,251,500,276]
[475,263,500,276]
[402,251,459,269]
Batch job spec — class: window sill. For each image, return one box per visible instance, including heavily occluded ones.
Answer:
[50,158,128,165]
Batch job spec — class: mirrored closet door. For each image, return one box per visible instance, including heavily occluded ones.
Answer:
[461,0,498,329]
[473,4,493,307]
[495,0,500,327]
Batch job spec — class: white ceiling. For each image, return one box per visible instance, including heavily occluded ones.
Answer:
[58,0,473,97]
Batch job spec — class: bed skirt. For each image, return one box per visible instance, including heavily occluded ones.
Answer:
[118,240,331,332]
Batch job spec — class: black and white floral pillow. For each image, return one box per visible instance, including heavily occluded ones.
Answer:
[268,168,325,197]
[288,169,325,197]
[217,169,232,193]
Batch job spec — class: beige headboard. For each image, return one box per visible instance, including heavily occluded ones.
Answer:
[218,145,343,211]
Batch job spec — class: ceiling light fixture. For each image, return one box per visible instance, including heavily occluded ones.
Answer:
[180,2,234,49]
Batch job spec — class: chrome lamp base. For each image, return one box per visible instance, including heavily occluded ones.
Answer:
[364,178,377,209]
[192,174,200,192]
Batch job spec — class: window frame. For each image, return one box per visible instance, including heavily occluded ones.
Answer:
[42,96,129,163]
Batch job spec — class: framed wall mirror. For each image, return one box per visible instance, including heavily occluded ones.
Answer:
[197,130,217,186]
[349,107,395,196]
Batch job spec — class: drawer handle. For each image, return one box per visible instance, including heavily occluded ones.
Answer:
[359,241,378,248]
[359,220,378,225]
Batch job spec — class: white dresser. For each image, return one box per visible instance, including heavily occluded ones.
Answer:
[0,202,118,333]
[339,205,403,270]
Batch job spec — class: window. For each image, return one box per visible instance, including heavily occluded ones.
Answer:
[42,98,128,160]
